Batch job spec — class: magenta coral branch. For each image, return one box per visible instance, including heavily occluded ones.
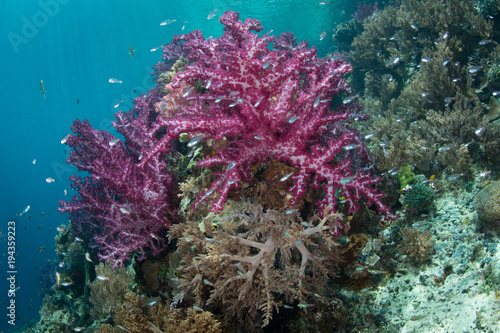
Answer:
[142,10,393,220]
[59,94,179,268]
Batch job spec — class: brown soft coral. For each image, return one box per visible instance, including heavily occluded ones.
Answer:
[398,227,433,264]
[169,203,345,329]
[111,291,221,333]
[88,263,134,320]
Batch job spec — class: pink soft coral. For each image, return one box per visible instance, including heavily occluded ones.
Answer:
[141,11,392,219]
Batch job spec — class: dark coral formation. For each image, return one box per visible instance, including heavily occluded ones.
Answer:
[474,181,500,229]
[398,227,434,264]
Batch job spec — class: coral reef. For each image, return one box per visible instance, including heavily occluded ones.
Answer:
[169,202,345,329]
[474,181,500,229]
[102,291,221,333]
[351,1,379,21]
[397,227,433,264]
[58,92,179,268]
[401,182,435,216]
[340,0,500,180]
[88,263,134,320]
[32,6,500,333]
[142,10,393,220]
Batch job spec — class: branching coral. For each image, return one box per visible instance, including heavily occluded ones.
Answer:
[110,291,221,333]
[141,11,393,219]
[348,0,497,176]
[169,202,345,329]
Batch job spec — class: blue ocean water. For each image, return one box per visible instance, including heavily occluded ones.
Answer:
[0,0,353,330]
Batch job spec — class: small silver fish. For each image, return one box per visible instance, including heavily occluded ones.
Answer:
[386,56,400,67]
[120,207,131,215]
[479,39,497,45]
[448,173,463,181]
[148,297,160,306]
[20,205,31,215]
[109,139,120,147]
[254,96,263,107]
[313,95,321,108]
[109,78,123,84]
[469,65,482,74]
[342,94,359,104]
[61,134,70,144]
[187,134,204,148]
[280,172,294,182]
[343,144,360,151]
[46,177,55,183]
[438,144,455,151]
[479,170,491,177]
[96,275,109,281]
[207,9,218,20]
[205,77,213,89]
[182,87,193,97]
[297,303,314,308]
[160,19,176,26]
[364,129,380,140]
[340,176,356,184]
[237,271,250,279]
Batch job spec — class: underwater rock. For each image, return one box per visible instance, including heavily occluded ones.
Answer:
[474,181,500,227]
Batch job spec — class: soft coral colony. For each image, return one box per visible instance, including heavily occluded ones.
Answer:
[58,10,393,328]
[147,10,392,219]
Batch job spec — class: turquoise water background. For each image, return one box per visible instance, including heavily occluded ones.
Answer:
[0,0,357,330]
